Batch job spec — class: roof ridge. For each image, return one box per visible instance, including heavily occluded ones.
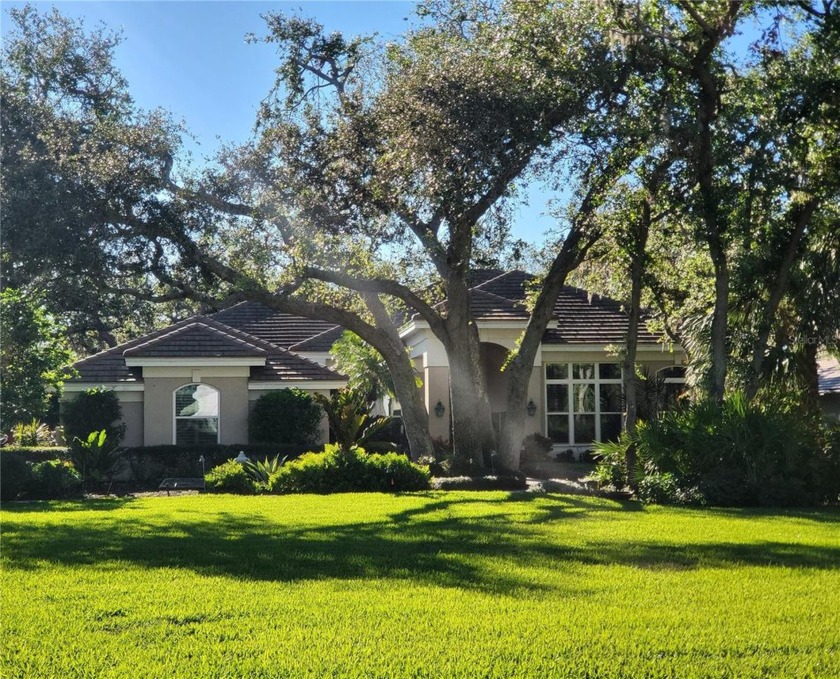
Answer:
[207,317,345,375]
[468,268,507,291]
[198,317,288,354]
[72,314,207,365]
[471,287,529,310]
[288,324,343,351]
[122,319,270,357]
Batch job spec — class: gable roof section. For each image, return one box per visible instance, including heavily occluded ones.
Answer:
[123,321,268,358]
[210,302,338,350]
[69,314,346,384]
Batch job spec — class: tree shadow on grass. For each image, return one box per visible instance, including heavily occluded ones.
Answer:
[2,494,838,593]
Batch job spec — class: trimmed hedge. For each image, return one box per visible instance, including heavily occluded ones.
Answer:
[0,446,69,462]
[268,445,430,494]
[0,451,82,500]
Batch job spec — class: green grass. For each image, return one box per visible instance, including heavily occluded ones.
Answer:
[2,492,839,678]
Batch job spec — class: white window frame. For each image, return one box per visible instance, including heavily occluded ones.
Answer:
[544,362,623,446]
[173,383,221,445]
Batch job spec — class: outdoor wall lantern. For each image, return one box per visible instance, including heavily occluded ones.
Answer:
[527,399,537,416]
[434,400,446,418]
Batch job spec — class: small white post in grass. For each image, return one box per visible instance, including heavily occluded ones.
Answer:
[199,455,206,490]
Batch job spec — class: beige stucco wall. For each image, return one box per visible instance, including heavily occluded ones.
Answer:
[424,366,451,442]
[142,367,250,446]
[249,388,332,445]
[120,396,144,448]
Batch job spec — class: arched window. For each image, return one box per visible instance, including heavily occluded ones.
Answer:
[174,384,219,445]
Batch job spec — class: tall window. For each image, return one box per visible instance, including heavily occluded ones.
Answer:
[174,384,219,445]
[545,363,623,446]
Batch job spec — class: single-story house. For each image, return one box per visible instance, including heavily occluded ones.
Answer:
[65,269,685,452]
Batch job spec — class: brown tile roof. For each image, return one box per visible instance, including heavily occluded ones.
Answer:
[471,269,662,345]
[544,286,661,345]
[69,315,346,384]
[289,325,344,352]
[250,354,345,382]
[210,302,339,350]
[123,322,268,358]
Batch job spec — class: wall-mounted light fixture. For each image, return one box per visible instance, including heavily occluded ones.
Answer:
[526,399,537,417]
[434,400,446,418]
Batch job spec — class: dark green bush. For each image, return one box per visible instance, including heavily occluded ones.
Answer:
[29,460,82,499]
[249,389,322,446]
[268,445,430,494]
[204,460,258,494]
[593,392,840,506]
[62,387,126,445]
[1,453,32,501]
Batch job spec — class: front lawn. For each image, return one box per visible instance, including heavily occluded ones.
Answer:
[2,493,838,678]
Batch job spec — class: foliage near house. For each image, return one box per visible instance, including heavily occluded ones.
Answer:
[248,389,322,446]
[62,388,126,445]
[204,459,258,494]
[2,493,838,678]
[593,393,840,506]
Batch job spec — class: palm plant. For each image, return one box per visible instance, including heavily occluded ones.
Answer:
[313,389,395,453]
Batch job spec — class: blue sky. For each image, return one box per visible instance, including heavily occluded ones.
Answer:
[2,1,557,242]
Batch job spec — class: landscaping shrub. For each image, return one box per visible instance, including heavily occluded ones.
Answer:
[0,453,32,501]
[123,444,315,486]
[593,392,840,506]
[268,445,430,494]
[249,389,322,446]
[29,460,82,499]
[9,419,56,446]
[70,430,123,487]
[242,455,286,485]
[62,387,126,445]
[0,446,69,463]
[522,433,552,460]
[204,460,258,494]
